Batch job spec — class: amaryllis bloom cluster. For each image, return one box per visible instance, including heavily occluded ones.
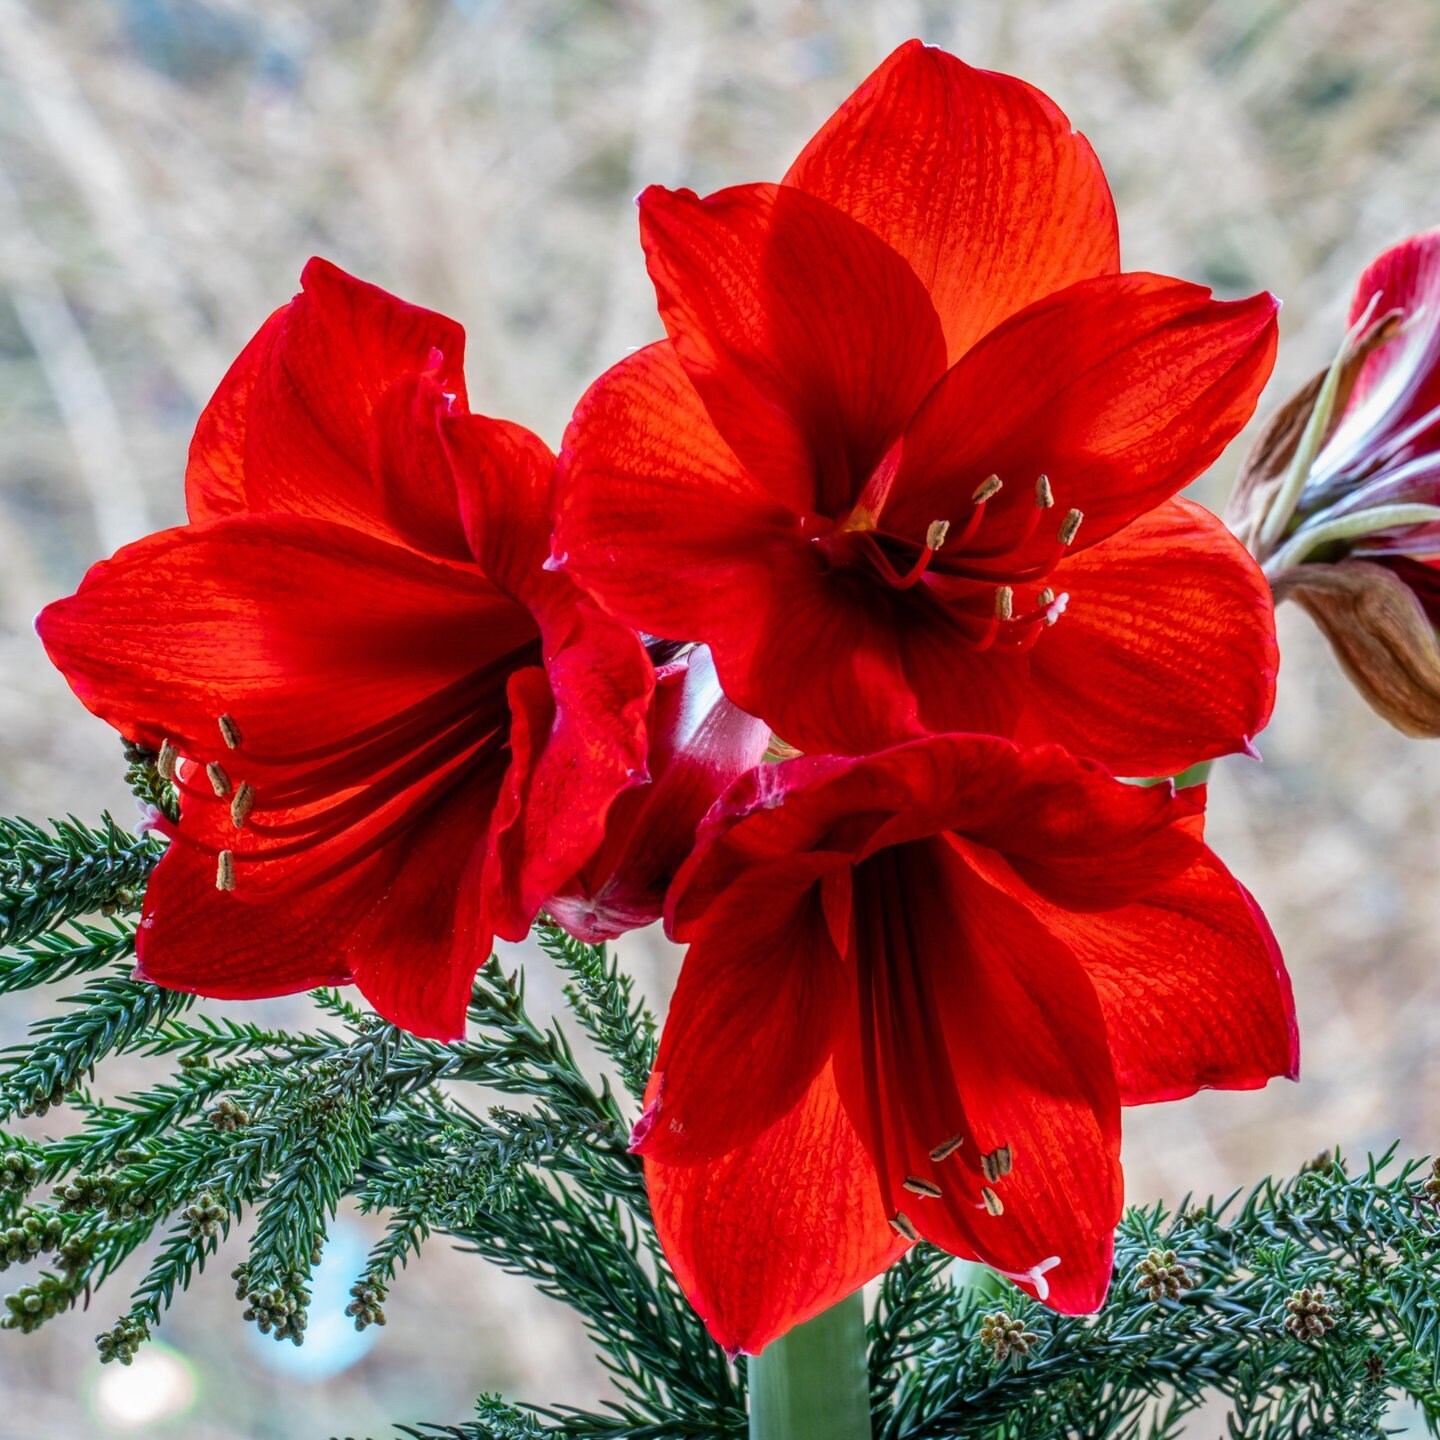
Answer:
[553,41,1281,776]
[38,260,652,1040]
[36,40,1302,1361]
[635,737,1296,1354]
[1229,229,1440,735]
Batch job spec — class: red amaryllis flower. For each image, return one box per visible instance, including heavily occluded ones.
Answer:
[1229,229,1440,735]
[633,736,1297,1355]
[553,41,1280,774]
[545,645,770,942]
[37,259,652,1040]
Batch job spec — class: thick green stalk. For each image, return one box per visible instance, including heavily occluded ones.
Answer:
[748,1291,872,1440]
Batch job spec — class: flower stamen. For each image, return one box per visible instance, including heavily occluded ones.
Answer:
[215,851,236,892]
[902,1175,943,1198]
[206,762,232,798]
[929,1133,965,1162]
[889,1212,920,1241]
[218,714,243,750]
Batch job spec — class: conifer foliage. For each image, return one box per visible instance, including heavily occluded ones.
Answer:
[1,783,1439,1437]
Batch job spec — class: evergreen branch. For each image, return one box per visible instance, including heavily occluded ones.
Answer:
[0,970,194,1119]
[0,917,138,995]
[536,923,658,1101]
[0,814,160,951]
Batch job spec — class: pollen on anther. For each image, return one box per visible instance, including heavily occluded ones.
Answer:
[215,851,236,892]
[981,1186,1005,1216]
[971,474,1003,504]
[1039,588,1055,607]
[981,1145,1013,1183]
[995,586,1014,622]
[156,739,178,782]
[230,782,255,829]
[925,519,950,551]
[206,762,232,798]
[1058,509,1084,546]
[218,714,242,750]
[903,1176,943,1199]
[929,1134,965,1162]
[890,1212,920,1242]
[1035,474,1053,508]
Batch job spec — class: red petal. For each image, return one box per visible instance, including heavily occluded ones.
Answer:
[668,736,1203,936]
[482,601,654,941]
[137,771,493,1040]
[643,1056,904,1356]
[639,182,947,515]
[994,849,1298,1104]
[443,412,557,608]
[36,515,527,764]
[633,867,851,1164]
[785,41,1119,363]
[1342,227,1440,439]
[841,838,1121,1313]
[890,274,1279,553]
[547,646,771,942]
[1014,498,1279,775]
[555,341,801,641]
[187,258,471,558]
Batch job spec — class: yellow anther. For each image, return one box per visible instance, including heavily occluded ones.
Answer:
[206,762,232,798]
[981,1186,1005,1216]
[215,851,236,892]
[230,782,255,829]
[929,1134,965,1162]
[1039,588,1055,607]
[1035,474,1053,508]
[218,714,242,750]
[980,1145,1013,1183]
[995,587,1014,622]
[156,740,178,782]
[925,519,950,551]
[971,474,1003,504]
[903,1176,943,1199]
[1058,509,1084,546]
[890,1212,920,1242]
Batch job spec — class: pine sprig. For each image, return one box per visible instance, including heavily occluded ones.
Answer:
[536,922,658,1100]
[0,969,194,1119]
[0,917,139,997]
[0,815,160,950]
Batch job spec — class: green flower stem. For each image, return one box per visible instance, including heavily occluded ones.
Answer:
[747,1291,872,1440]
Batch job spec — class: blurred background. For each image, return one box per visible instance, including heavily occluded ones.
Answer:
[2,0,1440,1434]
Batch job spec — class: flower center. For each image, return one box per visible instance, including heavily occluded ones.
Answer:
[153,639,542,896]
[810,471,1080,651]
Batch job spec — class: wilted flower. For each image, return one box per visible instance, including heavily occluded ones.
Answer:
[1229,230,1440,735]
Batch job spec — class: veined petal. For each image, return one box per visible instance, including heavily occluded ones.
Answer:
[36,514,528,764]
[547,646,771,942]
[187,257,471,557]
[784,40,1120,363]
[136,754,495,1036]
[1005,850,1298,1103]
[668,736,1203,936]
[555,341,803,640]
[137,762,496,1040]
[643,1055,904,1356]
[841,838,1122,1313]
[1013,499,1279,775]
[633,866,851,1164]
[890,274,1279,554]
[639,182,948,515]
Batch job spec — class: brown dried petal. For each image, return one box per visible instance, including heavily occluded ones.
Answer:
[1274,559,1440,737]
[1226,311,1403,558]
